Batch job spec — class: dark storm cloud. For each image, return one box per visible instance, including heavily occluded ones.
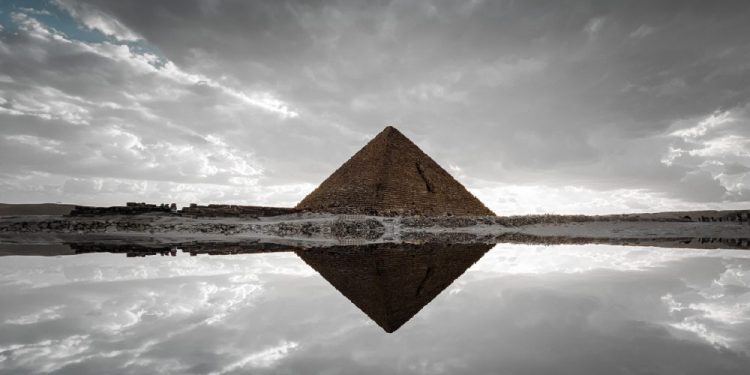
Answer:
[1,0,749,211]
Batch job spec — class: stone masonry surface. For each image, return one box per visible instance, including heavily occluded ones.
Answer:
[296,126,495,216]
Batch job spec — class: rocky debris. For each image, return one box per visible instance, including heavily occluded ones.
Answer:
[490,214,662,227]
[494,214,606,227]
[694,212,750,222]
[401,216,496,228]
[399,211,750,228]
[266,218,385,240]
[268,222,324,237]
[0,217,261,235]
[0,219,115,233]
[1,211,747,251]
[331,219,385,240]
[399,214,699,230]
[400,231,486,243]
[0,214,386,240]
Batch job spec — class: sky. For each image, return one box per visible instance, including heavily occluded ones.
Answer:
[0,0,749,214]
[1,245,750,373]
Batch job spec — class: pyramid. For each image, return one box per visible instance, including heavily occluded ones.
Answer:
[296,126,495,216]
[295,242,493,332]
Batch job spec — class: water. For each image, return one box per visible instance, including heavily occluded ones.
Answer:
[1,243,749,374]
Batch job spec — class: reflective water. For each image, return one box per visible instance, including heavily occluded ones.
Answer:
[1,244,750,374]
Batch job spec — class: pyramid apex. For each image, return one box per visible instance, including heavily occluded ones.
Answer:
[380,125,403,135]
[296,125,495,216]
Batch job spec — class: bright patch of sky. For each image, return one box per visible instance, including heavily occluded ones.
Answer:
[0,0,164,64]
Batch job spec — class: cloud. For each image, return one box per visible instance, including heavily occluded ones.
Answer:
[4,305,64,325]
[584,17,607,36]
[725,163,750,175]
[0,8,303,206]
[0,252,317,373]
[209,341,299,374]
[630,24,655,38]
[52,0,141,41]
[2,245,750,373]
[1,0,749,211]
[664,107,750,202]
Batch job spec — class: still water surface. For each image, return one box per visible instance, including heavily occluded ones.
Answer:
[1,244,749,374]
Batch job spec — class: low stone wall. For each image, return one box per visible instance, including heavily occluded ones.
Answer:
[179,204,299,217]
[70,202,174,216]
[68,202,300,218]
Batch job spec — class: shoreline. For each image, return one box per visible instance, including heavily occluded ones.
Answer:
[2,203,749,222]
[1,208,748,252]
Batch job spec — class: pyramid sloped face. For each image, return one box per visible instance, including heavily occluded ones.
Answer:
[296,126,495,216]
[295,243,493,333]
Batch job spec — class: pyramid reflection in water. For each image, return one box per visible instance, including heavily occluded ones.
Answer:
[26,240,492,332]
[296,243,493,333]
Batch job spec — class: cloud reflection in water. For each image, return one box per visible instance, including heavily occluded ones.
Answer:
[0,244,749,374]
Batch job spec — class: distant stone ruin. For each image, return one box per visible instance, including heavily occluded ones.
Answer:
[180,204,298,218]
[67,202,297,218]
[70,202,175,216]
[296,126,495,216]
